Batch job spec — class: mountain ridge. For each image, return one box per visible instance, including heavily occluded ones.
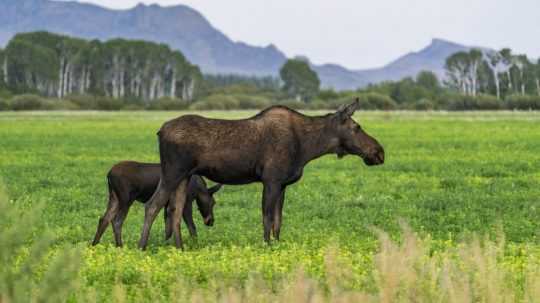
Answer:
[0,0,475,90]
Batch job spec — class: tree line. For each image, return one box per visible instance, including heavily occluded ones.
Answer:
[0,32,202,101]
[1,31,539,111]
[445,48,540,99]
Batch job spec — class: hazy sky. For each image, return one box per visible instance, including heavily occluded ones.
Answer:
[69,0,540,69]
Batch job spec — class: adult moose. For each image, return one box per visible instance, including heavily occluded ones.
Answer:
[139,99,384,250]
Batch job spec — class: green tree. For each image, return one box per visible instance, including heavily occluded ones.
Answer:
[416,70,440,91]
[535,59,540,96]
[279,59,320,102]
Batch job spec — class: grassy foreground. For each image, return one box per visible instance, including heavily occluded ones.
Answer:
[1,111,540,302]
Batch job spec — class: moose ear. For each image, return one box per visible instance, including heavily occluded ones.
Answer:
[337,98,360,121]
[208,184,223,195]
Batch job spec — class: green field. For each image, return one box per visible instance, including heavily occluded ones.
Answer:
[1,111,540,302]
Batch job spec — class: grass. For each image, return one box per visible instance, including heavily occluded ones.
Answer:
[0,110,539,302]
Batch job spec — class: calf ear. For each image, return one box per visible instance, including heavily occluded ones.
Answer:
[337,98,360,121]
[208,184,223,195]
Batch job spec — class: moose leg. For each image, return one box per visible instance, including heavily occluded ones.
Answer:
[272,188,286,241]
[164,202,173,240]
[92,190,120,246]
[112,206,130,247]
[169,179,189,249]
[139,179,172,250]
[262,182,282,244]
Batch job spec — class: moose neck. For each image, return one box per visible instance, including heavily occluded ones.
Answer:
[298,115,339,165]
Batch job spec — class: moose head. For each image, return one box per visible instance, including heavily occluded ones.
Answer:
[331,98,385,166]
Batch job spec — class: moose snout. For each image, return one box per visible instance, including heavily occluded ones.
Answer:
[365,147,385,166]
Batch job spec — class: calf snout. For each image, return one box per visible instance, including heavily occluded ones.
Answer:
[204,215,214,226]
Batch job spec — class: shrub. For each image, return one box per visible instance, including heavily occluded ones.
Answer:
[447,94,503,110]
[95,97,125,111]
[414,98,435,110]
[307,99,333,110]
[330,93,397,110]
[0,98,9,111]
[190,94,240,110]
[474,94,503,110]
[48,99,81,110]
[66,95,98,110]
[362,92,397,110]
[122,104,146,111]
[276,99,308,110]
[9,94,52,111]
[0,88,12,100]
[235,95,271,109]
[147,97,190,110]
[0,188,82,302]
[505,95,540,110]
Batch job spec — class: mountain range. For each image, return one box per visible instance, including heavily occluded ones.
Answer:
[0,0,472,90]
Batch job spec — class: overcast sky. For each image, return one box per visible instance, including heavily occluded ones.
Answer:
[70,0,540,69]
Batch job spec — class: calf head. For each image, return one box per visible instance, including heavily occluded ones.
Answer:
[330,98,385,166]
[194,182,223,227]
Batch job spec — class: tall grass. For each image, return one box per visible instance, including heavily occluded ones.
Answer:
[0,188,81,303]
[83,224,539,302]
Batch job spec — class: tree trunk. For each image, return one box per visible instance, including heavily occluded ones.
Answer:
[520,70,525,95]
[58,57,65,98]
[507,70,513,92]
[493,72,500,99]
[2,55,7,84]
[536,78,540,96]
[62,62,72,98]
[170,69,177,98]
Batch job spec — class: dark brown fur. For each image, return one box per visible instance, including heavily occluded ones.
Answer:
[139,100,384,249]
[92,161,221,247]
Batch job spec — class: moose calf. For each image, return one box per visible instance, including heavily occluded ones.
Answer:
[92,161,222,247]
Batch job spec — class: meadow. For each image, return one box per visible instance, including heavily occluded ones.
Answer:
[1,110,540,302]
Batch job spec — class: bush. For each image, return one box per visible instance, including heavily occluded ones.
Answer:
[0,88,12,100]
[147,97,190,110]
[0,188,82,302]
[414,98,435,110]
[307,99,333,110]
[330,93,397,110]
[275,99,308,110]
[48,99,81,110]
[505,95,540,110]
[190,94,240,110]
[235,95,271,109]
[66,95,98,110]
[0,99,9,111]
[9,94,52,111]
[362,92,397,110]
[122,104,146,111]
[447,94,503,110]
[95,97,125,111]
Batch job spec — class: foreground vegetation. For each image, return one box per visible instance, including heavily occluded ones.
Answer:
[1,111,539,302]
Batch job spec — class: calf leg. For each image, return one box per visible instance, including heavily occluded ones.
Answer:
[139,179,173,250]
[112,206,130,247]
[169,179,189,249]
[92,190,120,246]
[272,188,286,241]
[262,182,282,244]
[182,200,197,237]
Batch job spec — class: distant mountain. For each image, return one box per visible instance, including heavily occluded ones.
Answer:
[0,0,287,76]
[354,38,470,86]
[0,0,473,90]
